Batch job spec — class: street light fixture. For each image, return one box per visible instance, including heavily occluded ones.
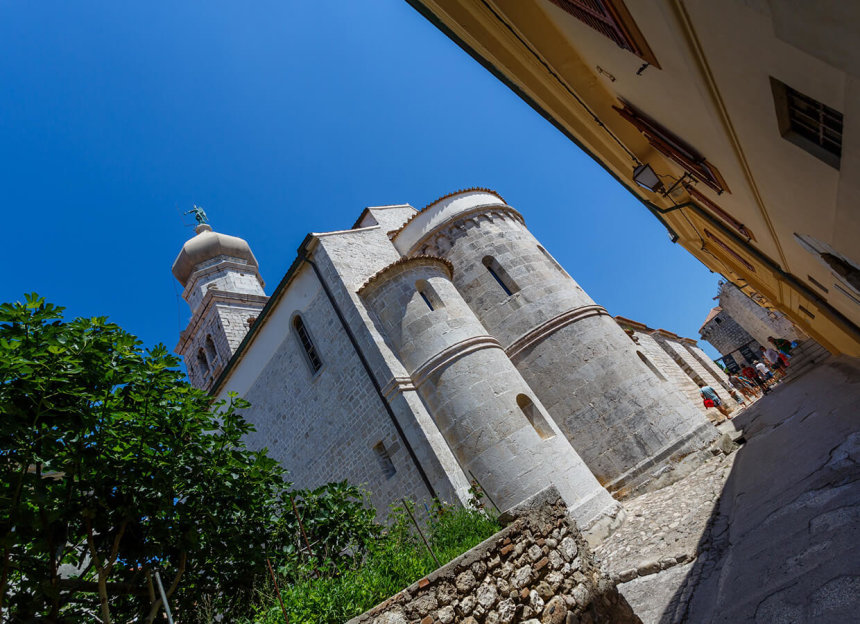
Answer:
[633,163,663,193]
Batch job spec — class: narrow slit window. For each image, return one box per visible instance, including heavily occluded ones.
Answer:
[372,442,397,479]
[517,394,555,440]
[205,334,218,362]
[196,348,210,375]
[637,351,666,381]
[294,315,323,374]
[483,256,519,297]
[415,280,444,311]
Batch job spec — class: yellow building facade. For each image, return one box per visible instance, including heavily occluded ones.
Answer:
[406,0,860,355]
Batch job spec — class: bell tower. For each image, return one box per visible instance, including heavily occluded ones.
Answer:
[172,220,268,390]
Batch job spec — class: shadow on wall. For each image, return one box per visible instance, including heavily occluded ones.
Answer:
[657,357,860,623]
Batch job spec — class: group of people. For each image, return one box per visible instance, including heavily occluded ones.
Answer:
[699,336,796,418]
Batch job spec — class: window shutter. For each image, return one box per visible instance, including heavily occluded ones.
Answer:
[548,0,638,53]
[615,102,729,194]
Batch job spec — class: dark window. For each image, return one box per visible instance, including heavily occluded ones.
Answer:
[517,395,555,440]
[798,305,816,319]
[483,256,519,297]
[294,316,323,374]
[615,102,729,194]
[196,348,209,375]
[205,334,218,362]
[807,275,829,294]
[372,442,397,479]
[415,279,444,311]
[771,77,842,169]
[546,0,659,67]
[715,317,722,324]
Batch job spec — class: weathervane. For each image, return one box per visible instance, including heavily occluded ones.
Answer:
[184,205,209,225]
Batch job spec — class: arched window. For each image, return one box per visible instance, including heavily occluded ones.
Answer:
[415,279,444,311]
[293,315,323,374]
[482,256,519,297]
[205,334,218,362]
[517,394,555,440]
[637,351,666,381]
[196,348,210,375]
[372,441,397,479]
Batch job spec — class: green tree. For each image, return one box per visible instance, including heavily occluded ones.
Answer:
[0,295,290,623]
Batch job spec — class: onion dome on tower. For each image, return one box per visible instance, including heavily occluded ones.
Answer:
[172,221,268,391]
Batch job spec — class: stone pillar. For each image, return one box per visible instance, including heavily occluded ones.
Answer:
[359,256,617,528]
[393,190,716,493]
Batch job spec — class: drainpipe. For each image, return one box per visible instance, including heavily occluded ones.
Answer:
[299,249,439,501]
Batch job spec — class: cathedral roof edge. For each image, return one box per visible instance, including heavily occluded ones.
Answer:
[388,188,507,242]
[209,233,317,397]
[357,255,454,296]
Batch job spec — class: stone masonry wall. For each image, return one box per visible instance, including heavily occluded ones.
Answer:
[699,311,758,358]
[628,332,710,419]
[239,287,431,518]
[717,282,804,345]
[653,334,738,413]
[347,487,641,624]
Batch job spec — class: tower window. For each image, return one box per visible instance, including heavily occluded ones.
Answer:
[293,315,323,374]
[770,77,842,169]
[372,441,397,479]
[517,394,555,440]
[196,348,210,375]
[483,256,519,297]
[205,334,218,362]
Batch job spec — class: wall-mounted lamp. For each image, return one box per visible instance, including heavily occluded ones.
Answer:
[633,163,663,193]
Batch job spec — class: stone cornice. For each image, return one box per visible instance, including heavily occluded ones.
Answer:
[388,188,508,242]
[506,305,609,361]
[380,376,417,402]
[411,335,503,389]
[404,205,525,256]
[614,316,654,333]
[357,255,454,296]
[183,259,264,299]
[176,289,269,354]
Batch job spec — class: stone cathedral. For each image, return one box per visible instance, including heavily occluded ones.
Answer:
[171,189,729,535]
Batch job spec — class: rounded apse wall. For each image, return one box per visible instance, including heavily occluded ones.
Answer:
[394,191,717,491]
[359,255,616,527]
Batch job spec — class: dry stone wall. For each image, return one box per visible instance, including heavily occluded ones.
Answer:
[347,488,641,624]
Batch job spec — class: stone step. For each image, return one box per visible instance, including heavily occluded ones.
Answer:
[783,339,831,379]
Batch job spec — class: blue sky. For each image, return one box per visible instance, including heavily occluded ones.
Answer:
[0,1,721,358]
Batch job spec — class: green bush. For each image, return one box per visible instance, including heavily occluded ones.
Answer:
[241,499,502,624]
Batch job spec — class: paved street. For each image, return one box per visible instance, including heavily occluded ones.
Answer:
[594,356,860,623]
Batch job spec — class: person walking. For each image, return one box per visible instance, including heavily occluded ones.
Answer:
[760,346,787,381]
[742,363,770,394]
[699,383,731,418]
[755,359,776,386]
[729,373,756,401]
[768,336,794,357]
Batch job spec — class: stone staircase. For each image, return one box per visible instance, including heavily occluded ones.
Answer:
[783,338,831,380]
